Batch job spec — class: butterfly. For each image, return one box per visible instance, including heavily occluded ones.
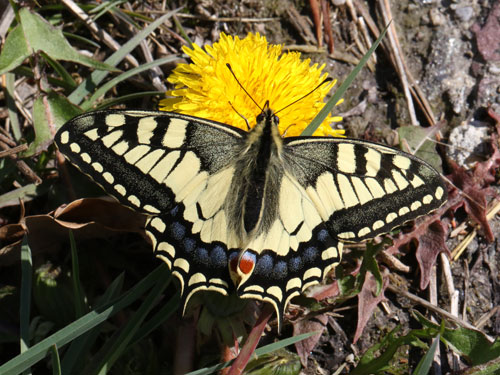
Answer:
[55,102,447,329]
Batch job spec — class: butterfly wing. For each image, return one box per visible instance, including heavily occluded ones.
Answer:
[236,170,342,329]
[55,110,247,307]
[282,136,447,242]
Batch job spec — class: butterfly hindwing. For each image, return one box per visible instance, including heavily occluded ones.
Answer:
[237,171,342,327]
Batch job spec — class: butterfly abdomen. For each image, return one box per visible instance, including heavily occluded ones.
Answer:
[226,108,284,238]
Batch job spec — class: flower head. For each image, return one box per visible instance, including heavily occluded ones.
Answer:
[161,32,343,137]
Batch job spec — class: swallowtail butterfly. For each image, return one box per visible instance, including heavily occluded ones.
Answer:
[55,104,447,329]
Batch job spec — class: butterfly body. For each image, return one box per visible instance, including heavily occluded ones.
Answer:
[55,107,447,329]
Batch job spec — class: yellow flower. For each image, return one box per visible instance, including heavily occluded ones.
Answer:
[160,32,344,137]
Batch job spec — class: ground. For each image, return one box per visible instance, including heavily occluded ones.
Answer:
[0,0,499,374]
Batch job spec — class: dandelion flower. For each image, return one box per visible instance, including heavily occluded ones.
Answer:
[160,32,344,137]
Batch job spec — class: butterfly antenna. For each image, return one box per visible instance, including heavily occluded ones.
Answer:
[274,78,333,115]
[226,63,263,112]
[228,100,251,130]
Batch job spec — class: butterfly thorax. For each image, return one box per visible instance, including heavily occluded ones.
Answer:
[226,106,284,243]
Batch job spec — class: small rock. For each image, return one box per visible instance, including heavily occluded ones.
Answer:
[429,8,446,26]
[447,121,490,167]
[455,6,474,22]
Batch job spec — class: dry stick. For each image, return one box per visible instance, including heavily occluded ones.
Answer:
[123,2,166,92]
[441,252,461,370]
[428,266,442,375]
[379,0,418,126]
[0,132,17,147]
[61,0,139,68]
[346,0,371,69]
[358,16,377,64]
[353,0,436,126]
[174,13,277,22]
[476,306,500,330]
[387,283,495,343]
[451,199,500,260]
[310,0,323,48]
[0,141,42,184]
[0,144,28,158]
[321,0,335,54]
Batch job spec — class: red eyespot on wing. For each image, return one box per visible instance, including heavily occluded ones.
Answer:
[238,252,256,275]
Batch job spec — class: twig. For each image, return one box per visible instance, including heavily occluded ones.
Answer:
[228,304,274,375]
[476,306,500,330]
[353,0,437,126]
[441,252,460,370]
[428,266,442,375]
[387,282,495,343]
[451,199,500,260]
[0,141,42,184]
[171,13,278,23]
[321,0,334,53]
[379,0,418,125]
[61,0,140,67]
[358,16,376,64]
[0,143,28,158]
[310,0,323,48]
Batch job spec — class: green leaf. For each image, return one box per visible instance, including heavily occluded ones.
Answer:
[22,93,82,157]
[414,312,500,366]
[351,326,433,375]
[0,183,45,209]
[50,345,61,375]
[17,8,117,72]
[69,231,86,318]
[4,72,22,140]
[89,271,172,375]
[397,126,443,172]
[0,25,31,76]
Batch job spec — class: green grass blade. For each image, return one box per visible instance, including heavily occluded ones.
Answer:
[61,273,125,374]
[4,72,22,140]
[20,236,32,353]
[20,236,32,375]
[40,51,77,90]
[50,345,61,375]
[80,56,179,111]
[0,264,167,375]
[301,22,391,136]
[131,293,180,344]
[93,91,165,110]
[414,334,440,375]
[91,271,172,375]
[69,230,86,318]
[67,10,179,105]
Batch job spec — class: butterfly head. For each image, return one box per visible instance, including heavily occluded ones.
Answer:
[256,100,279,128]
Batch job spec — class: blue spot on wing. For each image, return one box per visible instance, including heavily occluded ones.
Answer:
[210,245,227,268]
